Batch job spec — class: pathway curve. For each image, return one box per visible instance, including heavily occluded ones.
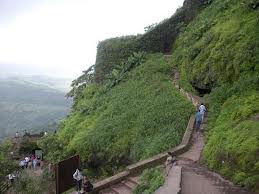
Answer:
[76,55,256,194]
[157,55,255,194]
[179,122,254,194]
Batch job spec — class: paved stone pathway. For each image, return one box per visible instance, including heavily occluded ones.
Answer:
[83,55,256,194]
[156,56,255,194]
[154,166,181,194]
[97,176,140,194]
[179,126,255,194]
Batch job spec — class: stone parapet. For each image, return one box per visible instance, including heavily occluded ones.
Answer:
[93,113,195,192]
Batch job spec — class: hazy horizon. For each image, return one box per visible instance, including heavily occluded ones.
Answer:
[0,0,184,79]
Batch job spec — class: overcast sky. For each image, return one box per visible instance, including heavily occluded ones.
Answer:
[0,0,184,78]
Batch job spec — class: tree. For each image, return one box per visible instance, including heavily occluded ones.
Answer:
[0,139,17,177]
[66,65,95,98]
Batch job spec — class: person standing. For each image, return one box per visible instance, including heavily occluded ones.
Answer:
[8,173,15,185]
[165,152,177,176]
[25,156,30,168]
[73,168,83,193]
[195,110,202,130]
[15,132,19,138]
[19,160,25,169]
[32,158,37,170]
[199,103,206,121]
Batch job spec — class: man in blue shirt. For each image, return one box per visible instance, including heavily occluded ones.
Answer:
[195,110,202,130]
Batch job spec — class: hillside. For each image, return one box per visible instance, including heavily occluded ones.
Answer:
[170,0,259,190]
[40,54,193,177]
[0,77,71,138]
[40,0,259,191]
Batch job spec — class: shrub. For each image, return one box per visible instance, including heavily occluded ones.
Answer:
[105,52,146,90]
[19,139,38,155]
[133,167,165,194]
[13,171,48,194]
[0,140,18,177]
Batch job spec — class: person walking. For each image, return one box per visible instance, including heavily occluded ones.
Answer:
[165,152,177,176]
[199,103,206,121]
[195,110,202,130]
[73,168,83,193]
[19,160,25,169]
[32,158,37,170]
[25,156,30,168]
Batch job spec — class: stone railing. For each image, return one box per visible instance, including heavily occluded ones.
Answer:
[93,115,196,192]
[93,73,201,192]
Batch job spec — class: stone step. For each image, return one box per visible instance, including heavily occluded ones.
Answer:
[122,179,138,189]
[99,188,117,194]
[111,183,132,194]
[127,176,140,185]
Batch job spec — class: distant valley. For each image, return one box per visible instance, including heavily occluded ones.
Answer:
[0,74,72,138]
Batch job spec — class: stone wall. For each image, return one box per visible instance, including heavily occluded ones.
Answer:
[93,113,195,192]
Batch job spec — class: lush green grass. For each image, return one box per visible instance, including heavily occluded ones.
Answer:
[133,167,165,194]
[39,1,259,191]
[202,76,259,191]
[203,90,259,191]
[170,0,259,191]
[40,54,193,178]
[172,0,259,91]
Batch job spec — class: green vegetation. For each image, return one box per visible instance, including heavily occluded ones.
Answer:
[172,0,259,91]
[202,77,259,191]
[18,139,39,155]
[169,0,259,191]
[40,54,193,177]
[94,0,208,83]
[38,133,67,162]
[38,0,258,192]
[13,171,48,194]
[94,36,140,83]
[0,140,17,177]
[133,167,165,194]
[105,51,146,90]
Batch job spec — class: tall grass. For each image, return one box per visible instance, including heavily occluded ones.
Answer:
[40,54,193,178]
[172,0,259,91]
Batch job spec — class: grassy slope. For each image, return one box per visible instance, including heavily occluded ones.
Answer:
[55,54,193,177]
[172,0,259,90]
[204,90,259,190]
[40,0,258,190]
[171,0,259,191]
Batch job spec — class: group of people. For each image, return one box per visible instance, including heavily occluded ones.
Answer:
[19,155,41,170]
[195,103,206,130]
[73,168,93,194]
